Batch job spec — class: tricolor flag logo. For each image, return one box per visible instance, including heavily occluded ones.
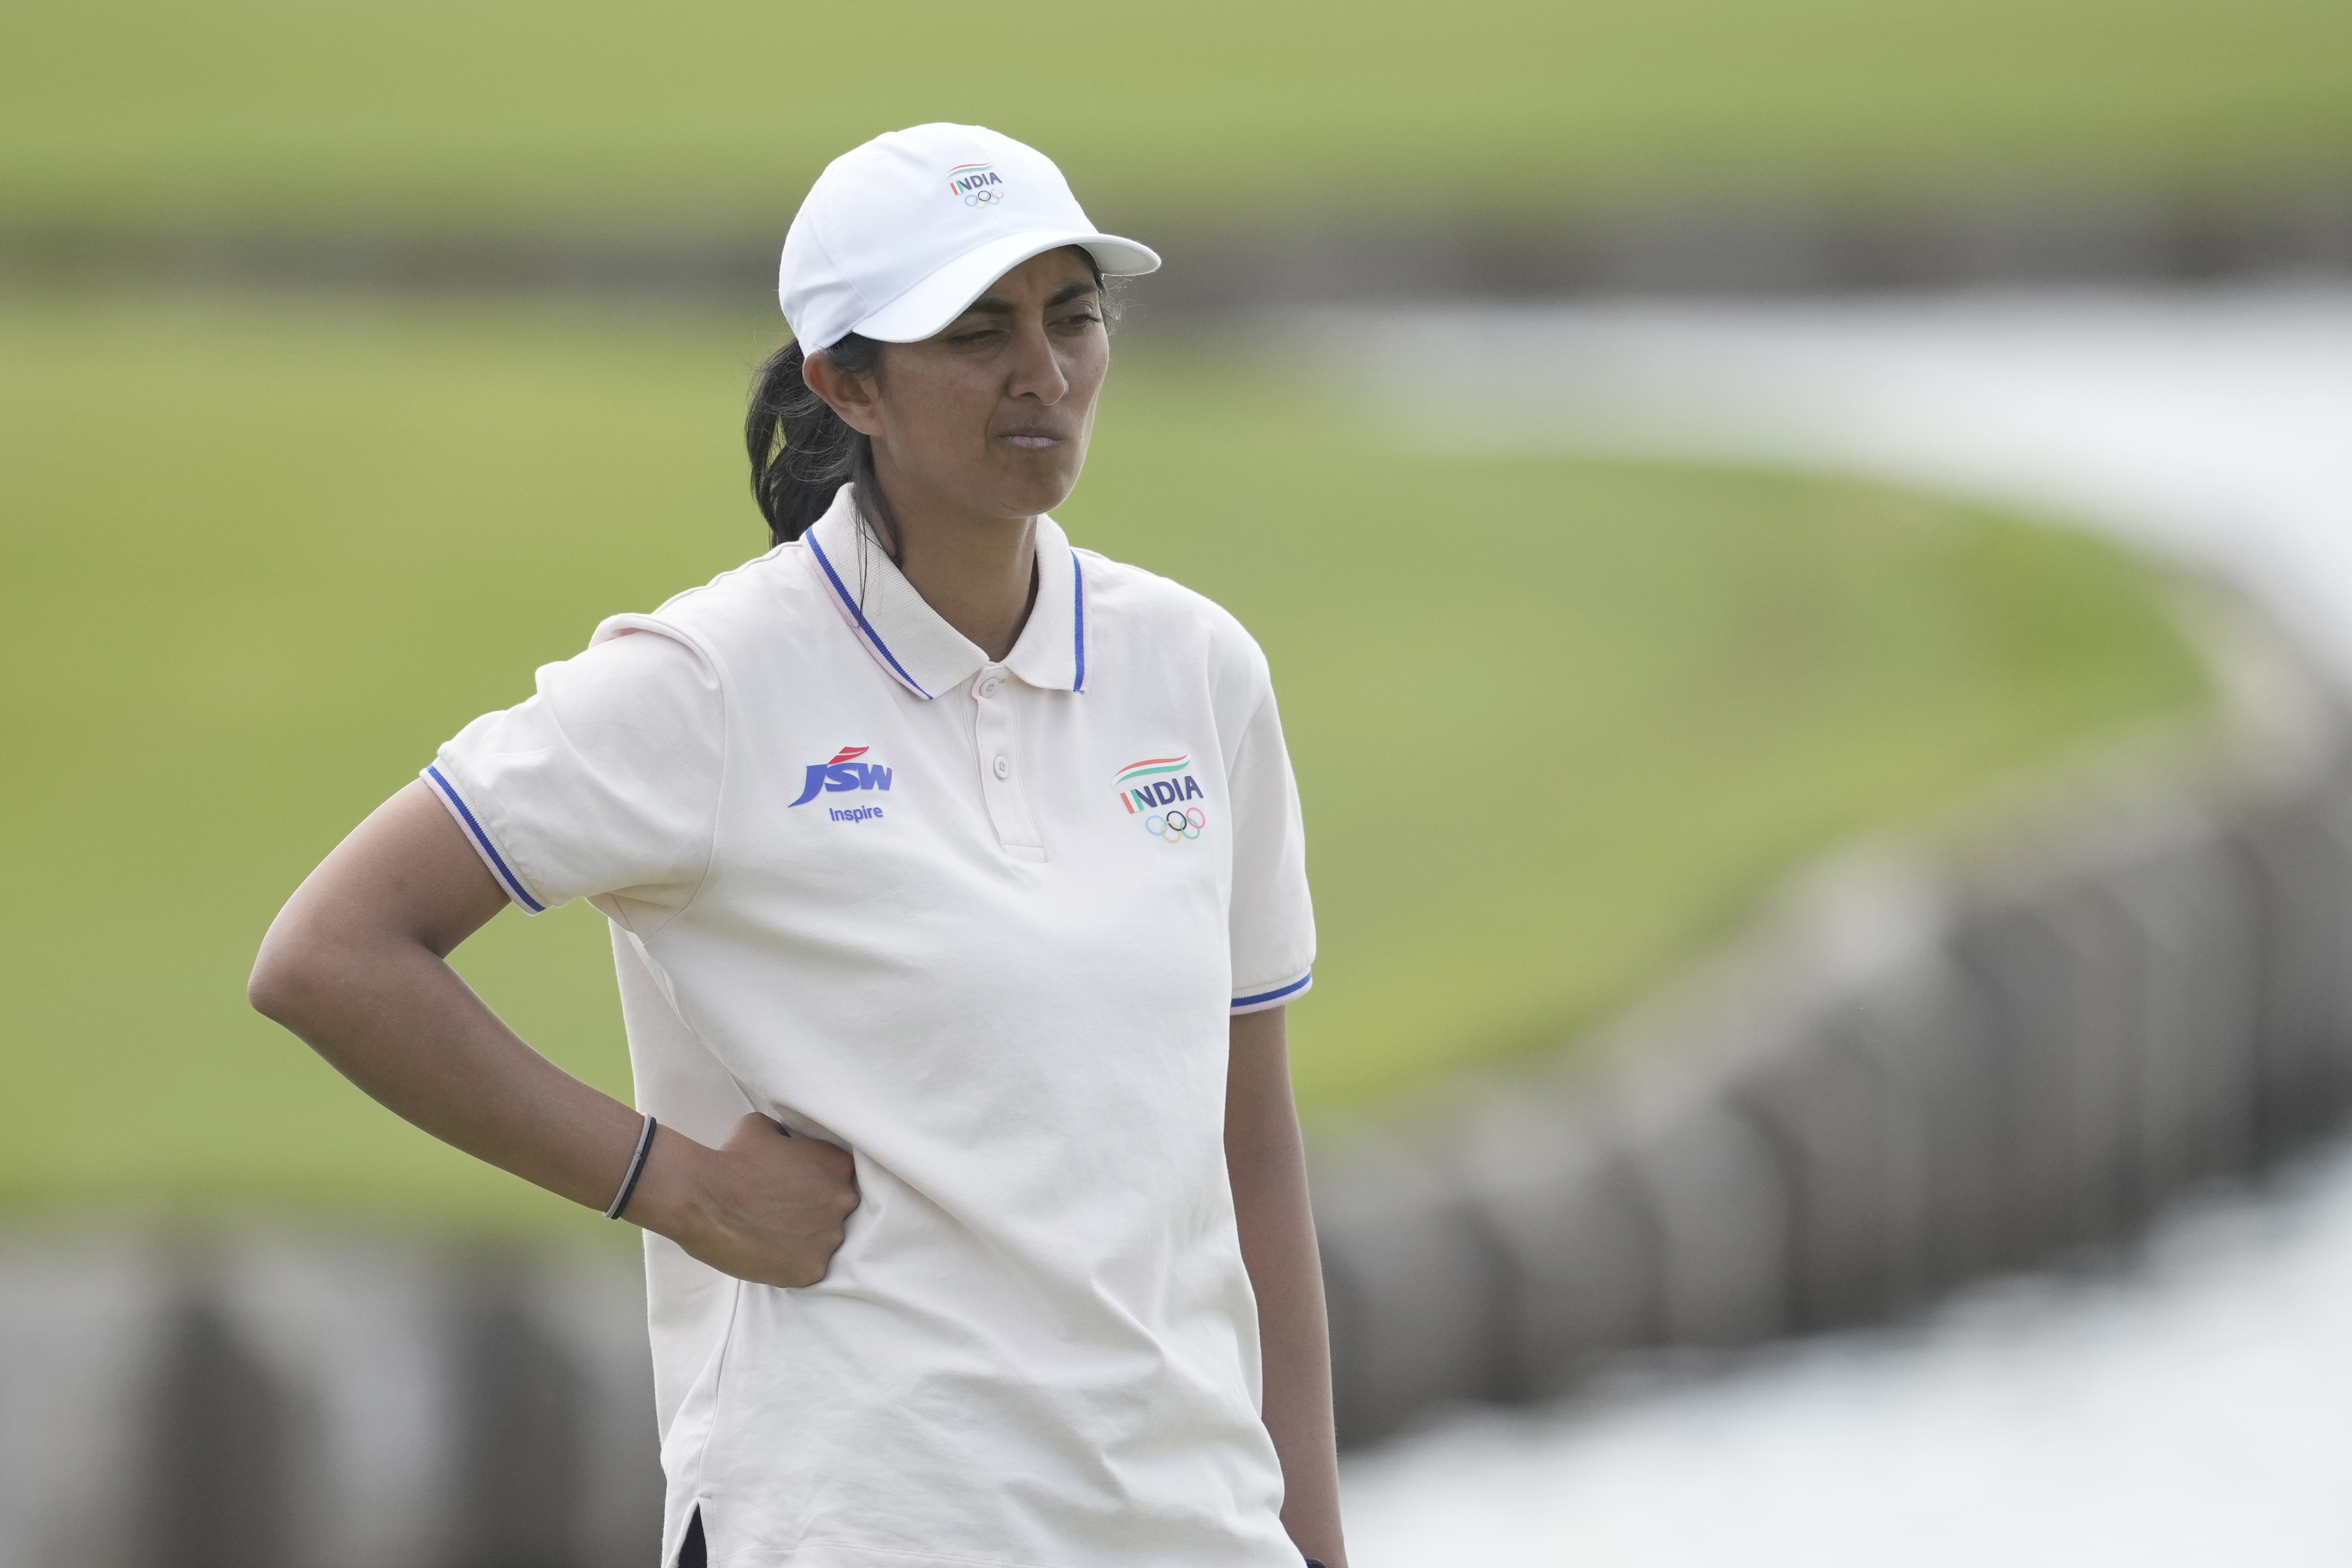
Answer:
[1114,754,1204,813]
[946,162,1005,205]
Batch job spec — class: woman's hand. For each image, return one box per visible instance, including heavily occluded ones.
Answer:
[634,1114,861,1288]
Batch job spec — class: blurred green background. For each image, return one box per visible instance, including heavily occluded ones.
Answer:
[1,298,2202,1228]
[5,0,2348,233]
[12,0,2323,1230]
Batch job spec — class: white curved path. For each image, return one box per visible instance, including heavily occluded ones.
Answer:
[1319,289,2352,679]
[1329,289,2352,1565]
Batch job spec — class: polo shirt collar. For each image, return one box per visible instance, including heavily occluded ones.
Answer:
[1005,510,1088,696]
[801,484,1089,700]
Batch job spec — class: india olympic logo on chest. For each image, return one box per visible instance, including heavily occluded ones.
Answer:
[1115,754,1207,842]
[946,162,1004,207]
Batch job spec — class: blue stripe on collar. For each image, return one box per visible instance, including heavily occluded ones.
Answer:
[805,527,934,700]
[1071,551,1087,693]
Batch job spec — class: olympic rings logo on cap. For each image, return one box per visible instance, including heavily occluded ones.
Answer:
[1147,807,1206,843]
[946,162,1006,208]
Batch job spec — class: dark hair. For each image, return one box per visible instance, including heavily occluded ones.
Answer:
[745,333,897,552]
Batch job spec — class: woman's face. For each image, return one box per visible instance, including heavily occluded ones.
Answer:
[826,247,1109,525]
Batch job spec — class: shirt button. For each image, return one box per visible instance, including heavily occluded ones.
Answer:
[993,754,1010,780]
[977,673,1003,699]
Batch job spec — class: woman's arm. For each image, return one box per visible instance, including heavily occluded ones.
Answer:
[249,779,856,1286]
[1226,1005,1348,1568]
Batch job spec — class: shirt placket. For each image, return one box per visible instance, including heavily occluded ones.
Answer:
[971,663,1046,861]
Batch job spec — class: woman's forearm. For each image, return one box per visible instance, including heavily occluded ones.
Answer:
[1226,1006,1348,1568]
[250,782,855,1285]
[250,783,657,1211]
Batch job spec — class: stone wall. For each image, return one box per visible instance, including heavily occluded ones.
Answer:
[0,1233,662,1568]
[1313,601,2352,1444]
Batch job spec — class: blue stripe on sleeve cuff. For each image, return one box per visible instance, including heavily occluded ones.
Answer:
[1231,971,1313,1012]
[423,765,547,913]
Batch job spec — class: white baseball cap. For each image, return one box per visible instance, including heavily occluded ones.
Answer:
[778,123,1161,352]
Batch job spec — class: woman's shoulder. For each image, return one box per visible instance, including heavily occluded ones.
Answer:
[599,541,833,663]
[1078,547,1266,668]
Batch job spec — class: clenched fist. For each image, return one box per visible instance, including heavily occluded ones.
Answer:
[634,1113,861,1287]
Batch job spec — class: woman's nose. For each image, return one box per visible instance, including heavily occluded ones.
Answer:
[1005,323,1070,404]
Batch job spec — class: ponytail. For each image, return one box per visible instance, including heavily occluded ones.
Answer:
[745,334,899,552]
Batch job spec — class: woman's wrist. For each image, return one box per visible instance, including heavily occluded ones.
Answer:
[612,1114,859,1289]
[615,1123,720,1245]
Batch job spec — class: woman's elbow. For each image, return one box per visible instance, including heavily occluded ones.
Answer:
[248,922,330,1029]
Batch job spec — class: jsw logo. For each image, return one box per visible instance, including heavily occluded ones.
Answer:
[790,746,894,808]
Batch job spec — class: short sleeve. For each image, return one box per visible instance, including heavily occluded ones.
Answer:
[1226,681,1316,1013]
[423,619,724,925]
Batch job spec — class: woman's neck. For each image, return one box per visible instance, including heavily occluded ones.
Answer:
[875,489,1039,663]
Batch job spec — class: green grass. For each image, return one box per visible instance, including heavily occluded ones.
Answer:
[0,294,2205,1229]
[2,1,2347,234]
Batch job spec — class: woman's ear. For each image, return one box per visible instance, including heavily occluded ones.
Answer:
[803,349,886,438]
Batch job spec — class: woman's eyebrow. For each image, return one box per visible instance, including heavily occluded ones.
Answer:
[959,281,1103,320]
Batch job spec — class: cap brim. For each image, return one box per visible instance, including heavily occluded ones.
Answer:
[850,229,1162,345]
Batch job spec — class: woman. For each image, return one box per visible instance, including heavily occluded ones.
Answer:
[250,123,1344,1568]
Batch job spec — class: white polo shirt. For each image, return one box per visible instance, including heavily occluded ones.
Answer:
[423,486,1315,1568]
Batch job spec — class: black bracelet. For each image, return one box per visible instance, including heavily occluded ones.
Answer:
[604,1113,658,1219]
